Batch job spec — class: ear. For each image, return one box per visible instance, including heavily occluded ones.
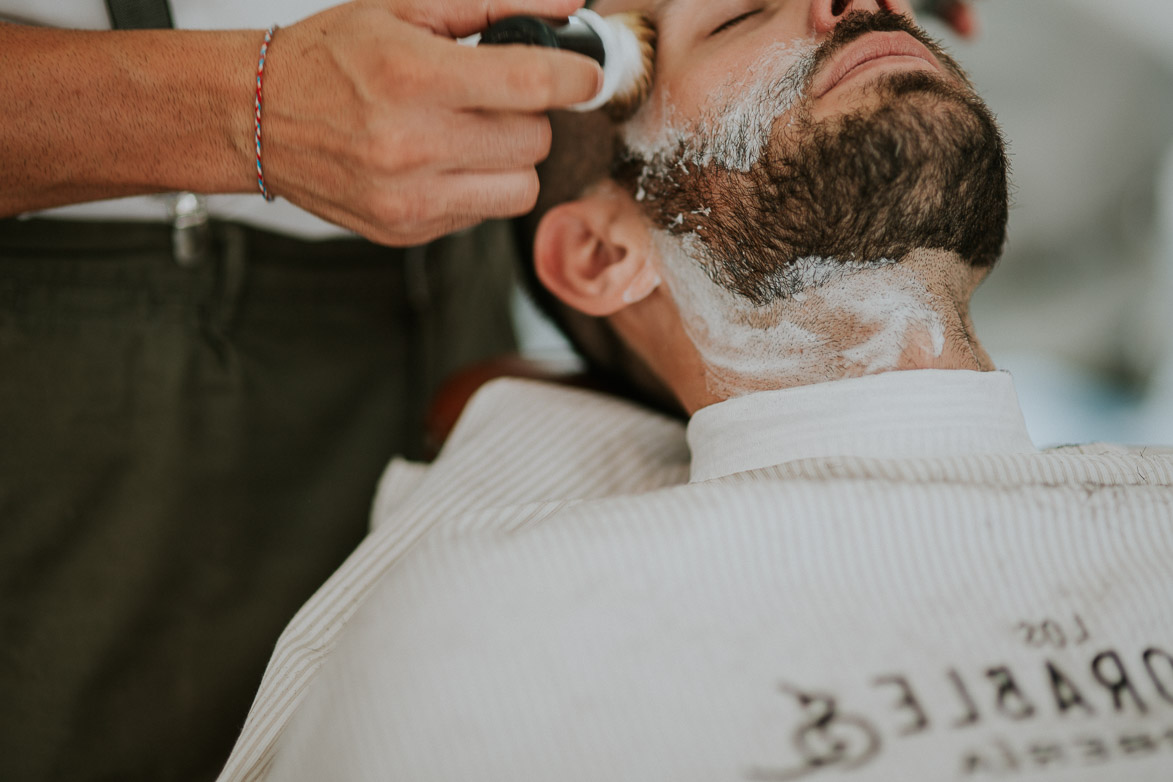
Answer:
[534,182,661,317]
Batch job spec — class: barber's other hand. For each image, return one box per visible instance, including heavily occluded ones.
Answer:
[260,0,602,246]
[929,1,979,39]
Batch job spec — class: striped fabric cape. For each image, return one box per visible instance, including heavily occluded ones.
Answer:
[218,377,1173,782]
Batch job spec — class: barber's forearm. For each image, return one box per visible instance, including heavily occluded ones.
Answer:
[0,23,257,215]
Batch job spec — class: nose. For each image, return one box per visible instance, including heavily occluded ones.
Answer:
[810,0,912,36]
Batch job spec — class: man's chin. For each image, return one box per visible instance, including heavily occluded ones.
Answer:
[791,68,1007,264]
[619,62,1009,305]
[808,62,953,122]
[881,68,980,105]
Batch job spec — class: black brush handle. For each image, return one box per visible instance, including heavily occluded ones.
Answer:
[480,16,607,67]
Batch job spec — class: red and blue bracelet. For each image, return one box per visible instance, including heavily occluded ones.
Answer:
[254,25,278,201]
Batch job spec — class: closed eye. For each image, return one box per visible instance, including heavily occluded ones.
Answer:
[710,9,763,36]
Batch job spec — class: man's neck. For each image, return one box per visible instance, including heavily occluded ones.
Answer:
[670,249,993,412]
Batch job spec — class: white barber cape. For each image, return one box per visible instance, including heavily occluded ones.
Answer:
[218,370,1173,782]
[0,0,349,238]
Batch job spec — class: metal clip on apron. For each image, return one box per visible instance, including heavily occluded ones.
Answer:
[106,0,210,268]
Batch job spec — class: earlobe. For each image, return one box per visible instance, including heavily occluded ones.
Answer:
[621,259,662,305]
[534,186,659,317]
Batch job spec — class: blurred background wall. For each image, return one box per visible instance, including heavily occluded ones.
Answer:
[516,0,1173,447]
[935,0,1173,446]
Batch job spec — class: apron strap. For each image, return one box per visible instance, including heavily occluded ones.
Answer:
[105,0,173,30]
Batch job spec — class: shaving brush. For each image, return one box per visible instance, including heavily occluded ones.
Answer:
[478,9,656,122]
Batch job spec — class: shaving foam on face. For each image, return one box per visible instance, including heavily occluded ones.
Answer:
[623,40,819,176]
[653,231,947,398]
[622,36,949,397]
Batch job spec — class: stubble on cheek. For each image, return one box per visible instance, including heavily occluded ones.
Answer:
[620,39,820,177]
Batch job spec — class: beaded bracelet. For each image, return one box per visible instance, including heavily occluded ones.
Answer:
[254,25,278,201]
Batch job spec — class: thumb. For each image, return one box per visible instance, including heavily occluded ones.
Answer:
[395,0,588,38]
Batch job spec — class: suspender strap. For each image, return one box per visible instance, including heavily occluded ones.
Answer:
[104,0,174,30]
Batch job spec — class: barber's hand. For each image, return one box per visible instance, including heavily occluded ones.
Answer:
[927,1,979,39]
[262,0,602,246]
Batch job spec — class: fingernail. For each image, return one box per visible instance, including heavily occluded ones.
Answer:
[595,65,606,95]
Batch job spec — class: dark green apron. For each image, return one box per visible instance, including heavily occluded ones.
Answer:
[0,217,517,781]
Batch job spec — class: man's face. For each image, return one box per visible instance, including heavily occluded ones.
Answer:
[591,0,1009,305]
[597,0,946,128]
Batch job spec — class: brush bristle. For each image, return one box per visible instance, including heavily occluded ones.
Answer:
[605,12,656,122]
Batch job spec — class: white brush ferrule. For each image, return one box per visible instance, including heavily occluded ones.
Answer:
[569,9,640,113]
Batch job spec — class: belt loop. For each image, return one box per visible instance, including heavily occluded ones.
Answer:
[404,244,437,426]
[205,222,249,340]
[404,245,431,314]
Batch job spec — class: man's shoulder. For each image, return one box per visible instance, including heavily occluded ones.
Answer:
[402,378,690,513]
[729,443,1173,491]
[1046,442,1173,459]
[447,377,683,450]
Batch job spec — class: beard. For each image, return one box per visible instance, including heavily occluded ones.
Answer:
[613,11,1010,307]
